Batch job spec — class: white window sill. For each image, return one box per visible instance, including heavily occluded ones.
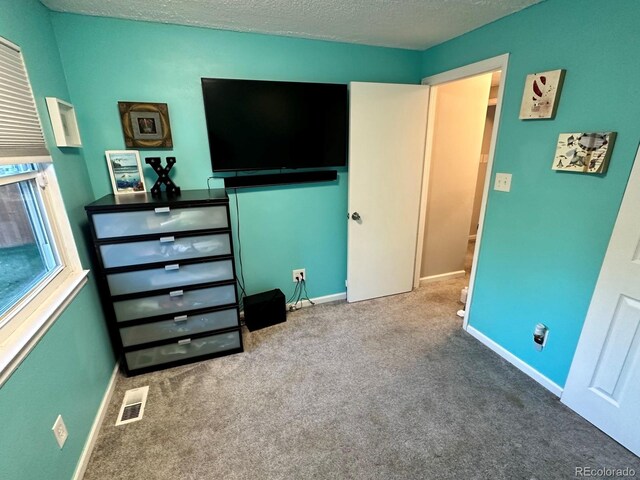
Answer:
[0,269,89,387]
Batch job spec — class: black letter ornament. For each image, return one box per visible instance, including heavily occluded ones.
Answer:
[145,156,181,197]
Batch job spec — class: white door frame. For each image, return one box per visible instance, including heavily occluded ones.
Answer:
[415,53,509,330]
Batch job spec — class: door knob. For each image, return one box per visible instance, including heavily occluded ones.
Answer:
[351,212,361,221]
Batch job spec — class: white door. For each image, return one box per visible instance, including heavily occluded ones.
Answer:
[347,82,429,302]
[562,146,640,456]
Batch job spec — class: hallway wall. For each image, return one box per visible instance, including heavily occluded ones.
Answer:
[421,74,491,279]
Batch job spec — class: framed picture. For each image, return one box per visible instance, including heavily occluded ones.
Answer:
[552,132,616,174]
[118,102,173,148]
[519,69,566,120]
[105,150,146,194]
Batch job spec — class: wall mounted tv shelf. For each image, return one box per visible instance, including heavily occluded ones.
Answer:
[223,170,337,189]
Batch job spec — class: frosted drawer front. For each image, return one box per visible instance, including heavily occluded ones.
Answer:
[119,309,239,347]
[107,260,234,296]
[125,331,241,370]
[93,206,228,239]
[113,285,236,322]
[99,234,231,268]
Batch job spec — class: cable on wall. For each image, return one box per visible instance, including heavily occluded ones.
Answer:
[206,175,215,192]
[233,188,247,307]
[287,279,301,307]
[301,278,315,306]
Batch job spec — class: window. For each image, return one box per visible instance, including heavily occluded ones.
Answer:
[0,36,87,383]
[0,165,60,320]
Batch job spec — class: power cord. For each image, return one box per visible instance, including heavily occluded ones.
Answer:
[299,271,315,305]
[287,279,301,303]
[287,279,301,310]
[287,272,314,311]
[292,280,304,310]
[233,188,247,306]
[301,280,315,305]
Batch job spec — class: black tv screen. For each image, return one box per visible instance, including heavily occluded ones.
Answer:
[202,78,348,172]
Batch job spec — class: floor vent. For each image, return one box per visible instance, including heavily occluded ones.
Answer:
[115,386,149,426]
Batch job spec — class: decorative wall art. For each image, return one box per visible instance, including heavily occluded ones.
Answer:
[105,150,146,194]
[145,156,181,197]
[552,132,616,174]
[45,97,82,147]
[519,69,566,120]
[118,102,173,148]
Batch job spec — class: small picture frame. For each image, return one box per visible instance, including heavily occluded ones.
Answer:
[552,132,616,174]
[105,150,146,194]
[519,69,566,120]
[118,102,173,148]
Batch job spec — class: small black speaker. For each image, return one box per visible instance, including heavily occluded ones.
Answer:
[243,289,286,332]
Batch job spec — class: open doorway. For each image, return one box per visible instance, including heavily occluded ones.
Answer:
[414,55,508,327]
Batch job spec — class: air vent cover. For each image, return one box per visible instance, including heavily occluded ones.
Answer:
[116,386,149,426]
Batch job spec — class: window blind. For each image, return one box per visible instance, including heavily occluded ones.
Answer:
[0,36,50,164]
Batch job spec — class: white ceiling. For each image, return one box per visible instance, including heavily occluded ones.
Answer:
[41,0,542,50]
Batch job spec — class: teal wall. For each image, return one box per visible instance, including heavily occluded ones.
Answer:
[4,3,632,476]
[422,0,640,386]
[0,1,114,479]
[50,13,422,299]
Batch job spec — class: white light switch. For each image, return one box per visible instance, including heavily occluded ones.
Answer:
[494,173,512,192]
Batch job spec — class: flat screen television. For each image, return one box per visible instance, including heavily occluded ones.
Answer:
[201,78,348,172]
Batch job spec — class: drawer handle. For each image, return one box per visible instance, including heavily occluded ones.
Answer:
[159,236,175,243]
[178,338,191,345]
[174,315,188,323]
[155,207,170,214]
[169,290,184,297]
[165,264,180,271]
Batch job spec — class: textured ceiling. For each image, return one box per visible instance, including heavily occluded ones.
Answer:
[41,0,541,50]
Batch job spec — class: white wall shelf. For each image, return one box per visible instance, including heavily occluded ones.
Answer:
[45,97,82,147]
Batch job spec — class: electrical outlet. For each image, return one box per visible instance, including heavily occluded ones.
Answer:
[494,173,512,192]
[292,268,306,283]
[533,323,549,352]
[52,415,68,449]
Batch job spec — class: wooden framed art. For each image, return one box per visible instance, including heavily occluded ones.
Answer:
[118,102,173,148]
[105,150,146,194]
[519,69,566,120]
[552,132,616,174]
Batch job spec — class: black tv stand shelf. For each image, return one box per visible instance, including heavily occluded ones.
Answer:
[223,170,337,189]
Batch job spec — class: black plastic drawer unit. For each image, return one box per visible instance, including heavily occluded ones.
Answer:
[85,189,243,375]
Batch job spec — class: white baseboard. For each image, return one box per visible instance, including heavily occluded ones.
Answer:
[419,270,465,285]
[288,292,346,310]
[465,325,563,397]
[72,362,119,480]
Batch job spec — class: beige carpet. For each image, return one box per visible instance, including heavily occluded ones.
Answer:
[83,274,639,479]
